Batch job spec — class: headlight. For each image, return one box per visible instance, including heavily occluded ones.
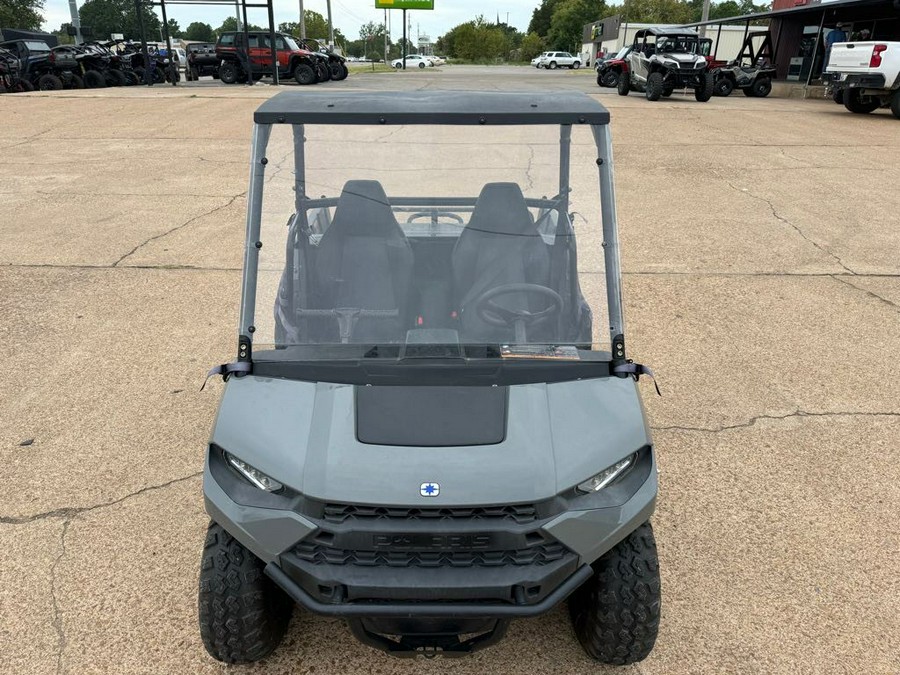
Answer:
[577,454,637,494]
[225,452,283,492]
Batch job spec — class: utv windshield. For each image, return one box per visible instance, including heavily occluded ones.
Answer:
[243,93,622,372]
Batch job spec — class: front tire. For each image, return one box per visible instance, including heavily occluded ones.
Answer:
[694,72,714,102]
[843,88,881,114]
[294,63,316,85]
[549,61,557,70]
[714,76,734,97]
[645,72,663,101]
[617,72,630,96]
[198,522,293,663]
[106,69,128,87]
[330,61,348,80]
[601,70,618,88]
[315,62,331,81]
[572,61,580,69]
[569,521,661,665]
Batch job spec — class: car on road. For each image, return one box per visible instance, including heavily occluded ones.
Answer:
[391,54,433,69]
[426,55,445,66]
[618,28,714,102]
[537,51,581,69]
[532,51,551,67]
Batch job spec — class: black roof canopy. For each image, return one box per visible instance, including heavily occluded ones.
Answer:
[635,26,701,38]
[254,90,610,126]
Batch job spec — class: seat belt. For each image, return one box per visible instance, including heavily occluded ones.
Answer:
[201,361,251,390]
[612,361,661,396]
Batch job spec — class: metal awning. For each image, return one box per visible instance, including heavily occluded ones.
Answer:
[685,0,890,26]
[254,91,611,125]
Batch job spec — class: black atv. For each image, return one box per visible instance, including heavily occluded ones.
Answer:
[713,60,776,97]
[185,42,220,81]
[0,39,81,91]
[298,38,349,81]
[0,46,32,93]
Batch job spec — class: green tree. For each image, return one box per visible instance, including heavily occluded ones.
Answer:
[546,0,606,52]
[183,21,214,41]
[519,32,545,60]
[165,18,181,38]
[219,17,264,34]
[79,0,160,42]
[527,0,564,38]
[0,0,44,32]
[615,0,692,24]
[437,16,509,61]
[52,22,76,44]
[277,10,345,44]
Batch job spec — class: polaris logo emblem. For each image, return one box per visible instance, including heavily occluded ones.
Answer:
[420,482,439,497]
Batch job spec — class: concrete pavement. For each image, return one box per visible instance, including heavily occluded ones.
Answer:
[1,67,898,674]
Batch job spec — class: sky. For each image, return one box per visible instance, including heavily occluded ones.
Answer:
[42,0,538,42]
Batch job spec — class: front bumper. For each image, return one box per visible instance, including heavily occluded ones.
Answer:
[204,444,656,620]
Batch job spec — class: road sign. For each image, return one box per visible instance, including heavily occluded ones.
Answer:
[375,0,434,9]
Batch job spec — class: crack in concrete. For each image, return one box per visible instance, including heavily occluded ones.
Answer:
[0,472,201,525]
[832,275,900,313]
[112,193,245,267]
[525,144,536,192]
[721,176,856,275]
[50,520,69,675]
[652,410,900,434]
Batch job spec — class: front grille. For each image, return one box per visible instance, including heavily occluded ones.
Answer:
[295,541,570,568]
[322,503,538,524]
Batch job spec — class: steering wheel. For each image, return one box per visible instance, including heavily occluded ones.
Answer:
[406,211,465,225]
[473,283,563,344]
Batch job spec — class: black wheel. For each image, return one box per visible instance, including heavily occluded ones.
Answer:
[549,61,557,70]
[315,62,331,81]
[294,63,316,85]
[37,73,63,90]
[133,67,146,84]
[572,61,580,69]
[890,90,900,120]
[14,79,35,92]
[645,72,663,101]
[832,89,844,105]
[843,88,881,114]
[418,61,426,69]
[218,62,238,84]
[714,76,734,97]
[394,62,402,69]
[695,72,714,102]
[334,62,349,80]
[569,521,661,665]
[328,61,344,80]
[751,77,771,98]
[190,66,200,81]
[617,72,630,96]
[601,70,618,88]
[107,69,128,87]
[198,522,293,663]
[742,86,756,97]
[83,69,106,88]
[67,74,84,89]
[152,67,165,84]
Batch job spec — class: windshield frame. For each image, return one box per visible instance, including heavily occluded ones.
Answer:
[236,93,626,380]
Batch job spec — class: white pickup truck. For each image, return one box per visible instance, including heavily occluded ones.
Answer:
[824,41,900,119]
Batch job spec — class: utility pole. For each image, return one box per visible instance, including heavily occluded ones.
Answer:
[299,0,306,38]
[67,0,83,43]
[383,8,388,64]
[235,0,242,31]
[325,0,334,47]
[699,0,711,38]
[402,8,407,68]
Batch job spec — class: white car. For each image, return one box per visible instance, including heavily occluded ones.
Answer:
[532,51,551,67]
[391,54,433,69]
[426,55,446,66]
[538,51,581,70]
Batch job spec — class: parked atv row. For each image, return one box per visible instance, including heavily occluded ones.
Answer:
[215,32,348,85]
[596,29,774,101]
[0,37,178,93]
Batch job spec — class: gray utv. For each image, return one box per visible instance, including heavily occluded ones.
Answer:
[619,27,714,102]
[199,91,661,664]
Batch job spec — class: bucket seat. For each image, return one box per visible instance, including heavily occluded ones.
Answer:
[310,180,413,343]
[451,183,552,343]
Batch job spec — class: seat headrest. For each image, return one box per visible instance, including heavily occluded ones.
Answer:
[466,182,537,237]
[328,180,398,236]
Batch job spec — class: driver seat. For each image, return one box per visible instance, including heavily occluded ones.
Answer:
[310,180,413,342]
[451,183,551,343]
